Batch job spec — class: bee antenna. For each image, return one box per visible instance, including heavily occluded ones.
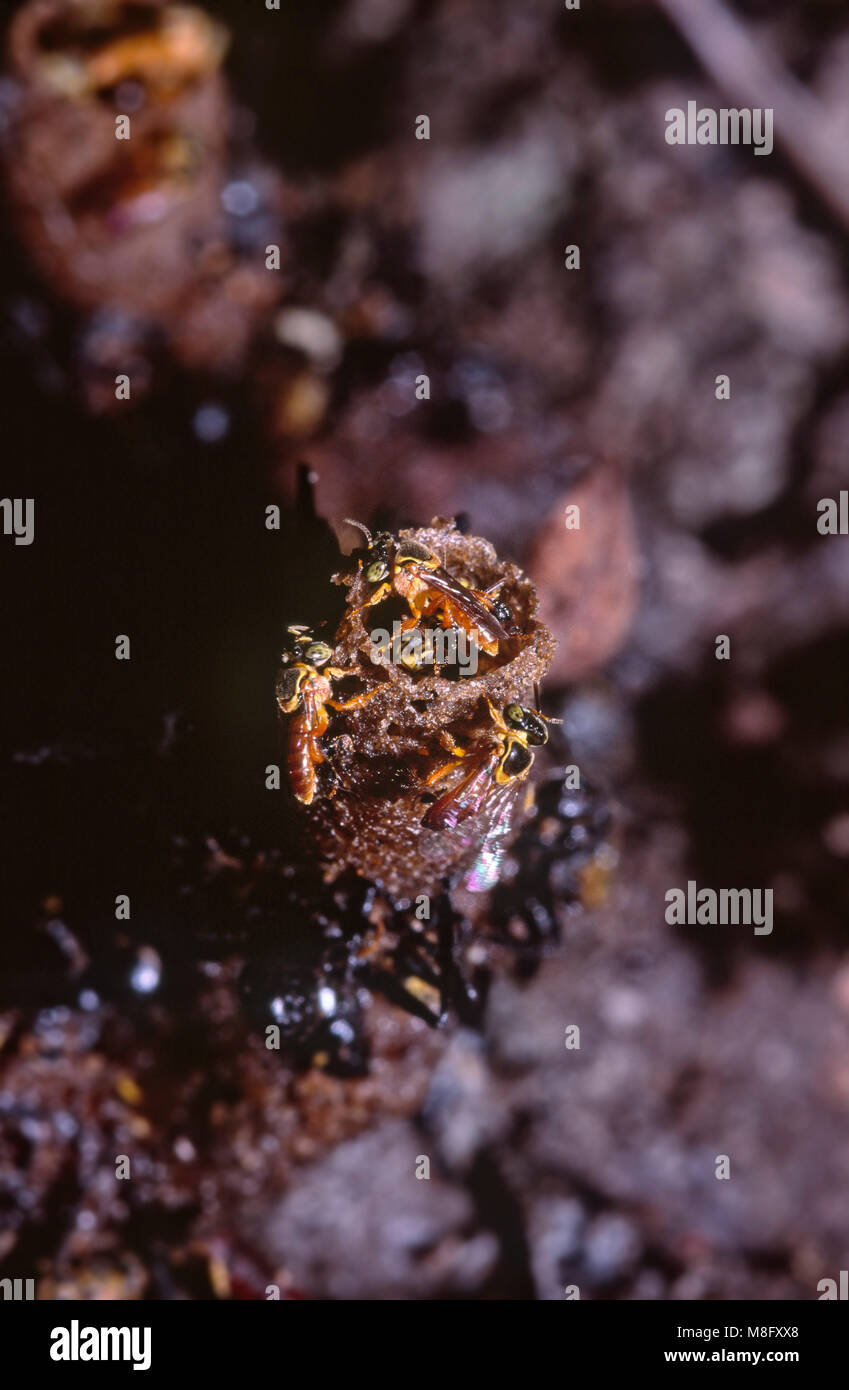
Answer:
[343,518,372,547]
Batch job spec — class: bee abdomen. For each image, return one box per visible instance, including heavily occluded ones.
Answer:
[287,713,317,805]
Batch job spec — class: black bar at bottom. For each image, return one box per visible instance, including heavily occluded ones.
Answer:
[0,1296,840,1378]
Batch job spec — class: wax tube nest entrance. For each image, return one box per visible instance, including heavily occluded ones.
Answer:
[292,518,557,902]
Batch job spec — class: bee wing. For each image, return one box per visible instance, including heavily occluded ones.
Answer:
[463,778,524,893]
[421,750,498,830]
[275,667,300,712]
[420,750,525,893]
[300,684,322,730]
[422,566,510,647]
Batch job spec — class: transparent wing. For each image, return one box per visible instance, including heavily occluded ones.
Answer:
[421,761,523,895]
[462,779,523,893]
[421,750,498,830]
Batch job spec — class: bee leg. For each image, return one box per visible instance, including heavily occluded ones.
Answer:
[405,589,444,631]
[327,686,380,713]
[324,762,340,799]
[348,599,373,621]
[348,581,391,620]
[425,729,468,784]
[423,599,455,634]
[425,756,463,787]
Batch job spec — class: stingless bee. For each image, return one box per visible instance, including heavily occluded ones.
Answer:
[275,626,375,806]
[342,521,512,659]
[421,699,559,892]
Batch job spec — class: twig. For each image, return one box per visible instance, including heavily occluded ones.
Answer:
[657,0,849,233]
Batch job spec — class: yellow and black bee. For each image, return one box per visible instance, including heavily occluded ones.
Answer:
[422,700,557,891]
[344,521,511,658]
[275,626,374,805]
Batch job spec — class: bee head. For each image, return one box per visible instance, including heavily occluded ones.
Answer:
[344,520,395,585]
[504,704,549,746]
[286,626,332,668]
[365,552,391,584]
[365,535,395,585]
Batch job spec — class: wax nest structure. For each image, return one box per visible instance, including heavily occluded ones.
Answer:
[295,518,557,902]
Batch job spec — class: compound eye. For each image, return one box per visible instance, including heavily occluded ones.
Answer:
[305,642,332,665]
[504,703,525,727]
[366,560,389,583]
